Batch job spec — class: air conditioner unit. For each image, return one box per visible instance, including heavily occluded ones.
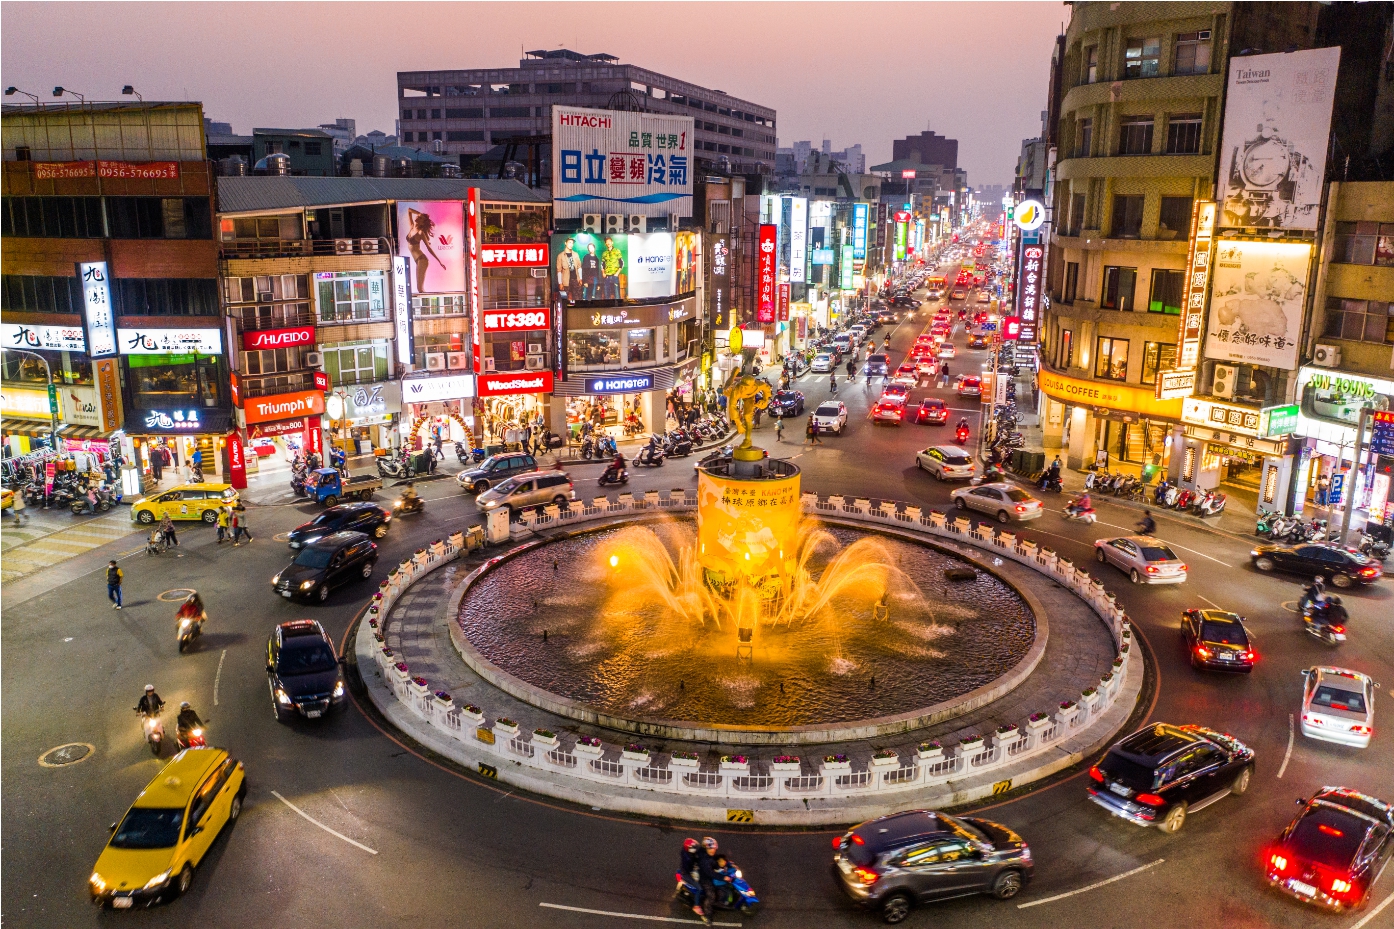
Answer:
[304,351,324,367]
[1212,364,1238,399]
[1313,343,1343,368]
[446,351,469,370]
[527,343,544,354]
[334,238,354,255]
[530,267,547,278]
[582,213,602,233]
[627,214,647,233]
[1198,29,1211,39]
[425,352,446,371]
[483,357,496,372]
[525,354,545,370]
[604,214,625,234]
[257,291,274,303]
[358,238,379,254]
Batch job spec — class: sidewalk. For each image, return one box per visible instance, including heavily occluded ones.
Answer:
[1,506,140,584]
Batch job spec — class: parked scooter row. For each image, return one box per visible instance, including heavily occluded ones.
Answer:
[1255,513,1335,544]
[1149,479,1228,517]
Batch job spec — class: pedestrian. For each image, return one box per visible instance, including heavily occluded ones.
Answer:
[150,444,164,483]
[159,512,178,548]
[10,485,28,526]
[216,504,230,543]
[1316,474,1330,507]
[753,405,763,427]
[810,417,823,445]
[191,446,203,480]
[106,559,123,609]
[775,417,784,443]
[232,504,252,544]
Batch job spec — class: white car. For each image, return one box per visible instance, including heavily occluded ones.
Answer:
[812,401,848,435]
[1301,667,1378,748]
[917,445,977,481]
[937,342,956,359]
[1093,536,1188,585]
[950,482,1044,522]
[977,291,992,303]
[810,352,835,373]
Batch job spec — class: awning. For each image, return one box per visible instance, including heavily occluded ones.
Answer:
[2,419,113,440]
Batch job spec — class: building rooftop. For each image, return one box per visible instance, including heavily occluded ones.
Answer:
[524,49,619,63]
[215,175,547,213]
[341,144,456,164]
[253,127,334,139]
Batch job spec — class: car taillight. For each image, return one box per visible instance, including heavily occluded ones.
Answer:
[1135,793,1165,806]
[1240,651,1255,662]
[1196,646,1212,659]
[1331,625,1345,633]
[852,867,880,885]
[1270,853,1289,874]
[1360,567,1377,577]
[1330,877,1353,895]
[1015,505,1027,512]
[1088,764,1104,783]
[1350,725,1371,734]
[1147,565,1159,574]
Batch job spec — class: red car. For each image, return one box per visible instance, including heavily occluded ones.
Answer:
[916,398,949,424]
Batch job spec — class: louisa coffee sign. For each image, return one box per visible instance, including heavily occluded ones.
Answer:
[242,326,316,351]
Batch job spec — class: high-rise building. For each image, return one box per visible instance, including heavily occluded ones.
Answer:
[397,49,776,176]
[892,129,958,172]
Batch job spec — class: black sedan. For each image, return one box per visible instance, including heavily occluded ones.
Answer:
[272,530,377,602]
[1251,542,1383,588]
[267,619,348,722]
[1088,723,1254,833]
[1266,787,1394,910]
[1180,609,1256,672]
[286,502,391,548]
[768,390,806,418]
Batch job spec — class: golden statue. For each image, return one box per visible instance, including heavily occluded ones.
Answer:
[723,367,771,458]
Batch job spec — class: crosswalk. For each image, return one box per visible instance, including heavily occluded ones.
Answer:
[0,508,140,583]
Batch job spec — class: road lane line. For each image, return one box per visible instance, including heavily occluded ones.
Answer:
[539,903,740,926]
[1278,713,1294,779]
[271,790,378,855]
[1195,595,1225,610]
[1016,858,1165,909]
[213,649,226,706]
[1347,888,1394,929]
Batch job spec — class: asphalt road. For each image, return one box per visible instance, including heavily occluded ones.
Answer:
[4,262,1392,929]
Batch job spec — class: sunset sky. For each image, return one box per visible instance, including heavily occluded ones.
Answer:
[2,1,1066,186]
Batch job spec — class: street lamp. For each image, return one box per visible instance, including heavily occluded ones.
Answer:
[0,346,62,453]
[52,86,86,103]
[5,87,40,104]
[121,85,143,102]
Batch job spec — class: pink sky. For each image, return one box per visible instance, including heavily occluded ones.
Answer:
[2,1,1065,185]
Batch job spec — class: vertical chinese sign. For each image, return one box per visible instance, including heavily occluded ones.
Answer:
[78,261,118,358]
[1014,245,1043,343]
[757,224,777,324]
[1178,201,1215,369]
[709,234,730,330]
[777,282,790,322]
[466,188,483,374]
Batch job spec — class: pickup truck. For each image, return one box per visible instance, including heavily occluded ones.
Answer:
[306,468,382,506]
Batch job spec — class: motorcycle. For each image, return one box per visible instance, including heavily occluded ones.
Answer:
[1356,531,1391,562]
[455,441,469,464]
[1255,512,1279,536]
[1193,490,1227,517]
[376,455,412,480]
[675,863,761,915]
[1302,601,1347,645]
[290,468,309,497]
[580,436,597,460]
[954,424,970,445]
[394,496,425,516]
[1064,500,1097,524]
[137,709,164,756]
[1161,484,1181,508]
[598,464,629,487]
[634,444,666,468]
[663,432,694,458]
[1174,489,1194,511]
[177,611,204,653]
[70,488,115,515]
[1038,473,1063,493]
[176,724,207,751]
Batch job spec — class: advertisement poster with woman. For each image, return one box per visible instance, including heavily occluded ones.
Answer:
[396,201,465,293]
[674,230,699,294]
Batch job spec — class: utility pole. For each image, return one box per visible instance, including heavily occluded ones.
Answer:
[1,347,61,452]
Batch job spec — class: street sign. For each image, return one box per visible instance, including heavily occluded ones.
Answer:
[1329,472,1345,506]
[47,383,58,414]
[1372,410,1394,457]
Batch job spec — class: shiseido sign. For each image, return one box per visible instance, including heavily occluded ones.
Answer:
[242,326,315,351]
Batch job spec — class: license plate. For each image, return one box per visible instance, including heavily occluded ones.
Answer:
[112,897,133,909]
[1219,652,1233,661]
[305,709,322,718]
[281,592,292,598]
[1108,782,1130,797]
[1289,880,1316,897]
[290,542,301,549]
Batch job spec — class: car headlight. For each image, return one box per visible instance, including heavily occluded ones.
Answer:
[143,869,172,890]
[89,872,106,892]
[271,574,280,585]
[275,688,292,705]
[300,580,316,590]
[333,681,345,698]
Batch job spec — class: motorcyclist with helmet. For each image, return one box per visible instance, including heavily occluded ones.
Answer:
[175,701,205,748]
[135,684,164,718]
[1066,492,1094,518]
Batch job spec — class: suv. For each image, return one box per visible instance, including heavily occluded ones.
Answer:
[813,401,848,435]
[266,619,348,721]
[271,530,377,602]
[476,470,574,515]
[834,809,1033,923]
[456,452,538,493]
[1088,723,1255,833]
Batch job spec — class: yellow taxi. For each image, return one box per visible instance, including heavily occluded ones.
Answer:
[1,487,12,510]
[130,483,238,525]
[90,748,246,907]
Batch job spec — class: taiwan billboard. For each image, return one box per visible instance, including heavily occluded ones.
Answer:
[852,203,868,260]
[551,105,694,219]
[1203,240,1311,370]
[1217,47,1341,230]
[395,201,466,293]
[551,231,700,304]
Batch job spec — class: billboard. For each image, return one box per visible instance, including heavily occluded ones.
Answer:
[78,261,118,358]
[551,231,699,304]
[1217,47,1341,230]
[1015,244,1044,343]
[894,222,907,261]
[1176,201,1217,369]
[852,203,868,260]
[551,105,694,219]
[757,225,777,323]
[789,198,808,283]
[396,201,465,294]
[1203,240,1311,370]
[709,234,730,330]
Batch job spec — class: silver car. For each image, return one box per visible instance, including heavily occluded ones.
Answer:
[1093,536,1188,584]
[950,483,1044,523]
[476,470,574,515]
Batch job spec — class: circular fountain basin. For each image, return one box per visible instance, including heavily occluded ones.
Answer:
[452,517,1045,745]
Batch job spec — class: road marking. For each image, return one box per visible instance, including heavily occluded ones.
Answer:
[1195,595,1225,610]
[1347,888,1394,929]
[271,790,378,855]
[1091,525,1231,567]
[1278,714,1294,779]
[539,903,741,926]
[1017,858,1165,909]
[213,649,226,706]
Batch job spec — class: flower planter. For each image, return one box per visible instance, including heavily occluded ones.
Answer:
[1080,690,1102,714]
[448,531,465,550]
[574,741,604,758]
[958,736,985,753]
[459,705,484,726]
[669,755,700,770]
[430,540,446,557]
[532,730,559,748]
[771,761,802,773]
[869,753,900,770]
[409,677,430,698]
[390,662,411,683]
[719,760,750,774]
[928,511,947,528]
[997,532,1016,549]
[1026,715,1052,733]
[412,549,429,566]
[493,720,520,739]
[822,760,852,772]
[432,691,453,709]
[916,743,944,762]
[992,726,1020,747]
[621,749,650,763]
[952,517,972,533]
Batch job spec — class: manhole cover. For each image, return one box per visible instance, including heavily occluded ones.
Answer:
[158,588,198,602]
[274,532,292,542]
[1281,600,1300,613]
[39,742,94,768]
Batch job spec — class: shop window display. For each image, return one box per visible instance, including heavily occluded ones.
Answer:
[127,354,222,409]
[568,331,621,367]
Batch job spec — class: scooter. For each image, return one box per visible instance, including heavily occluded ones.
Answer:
[675,863,761,915]
[1356,531,1391,561]
[1302,602,1346,645]
[1174,489,1195,511]
[137,710,164,756]
[177,611,204,653]
[393,496,425,516]
[455,441,469,464]
[176,724,207,751]
[598,465,629,487]
[290,468,308,497]
[954,424,970,445]
[1255,512,1279,536]
[634,444,666,468]
[1038,473,1063,493]
[1161,484,1181,508]
[1064,500,1097,524]
[1194,491,1227,517]
[376,455,412,480]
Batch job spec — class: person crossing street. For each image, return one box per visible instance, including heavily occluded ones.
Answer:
[106,560,123,609]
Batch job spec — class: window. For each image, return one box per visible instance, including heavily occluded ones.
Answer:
[1068,193,1086,236]
[627,328,655,363]
[1125,36,1162,79]
[1095,337,1130,380]
[1324,297,1394,344]
[446,130,486,142]
[482,267,544,308]
[489,106,532,118]
[567,331,621,367]
[445,107,484,119]
[414,294,467,317]
[0,274,78,313]
[1075,118,1093,158]
[1158,197,1193,239]
[1174,31,1212,75]
[114,279,220,316]
[127,353,222,409]
[1102,267,1138,310]
[1118,117,1154,155]
[1064,262,1080,302]
[105,197,211,239]
[1165,113,1202,154]
[0,196,105,238]
[1142,342,1177,384]
[321,340,389,386]
[1332,222,1394,266]
[304,142,322,156]
[1149,269,1185,314]
[1107,195,1143,239]
[316,270,386,322]
[242,347,303,376]
[1060,329,1074,369]
[1084,46,1099,84]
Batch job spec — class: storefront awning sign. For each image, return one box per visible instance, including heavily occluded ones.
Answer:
[402,374,477,403]
[1038,370,1183,420]
[1155,368,1196,401]
[118,328,223,355]
[478,371,554,397]
[142,409,203,431]
[1182,397,1263,437]
[244,390,325,425]
[2,323,87,353]
[1260,404,1300,438]
[584,373,654,394]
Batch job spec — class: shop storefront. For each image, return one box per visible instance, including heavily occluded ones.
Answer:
[118,324,230,480]
[1037,370,1184,476]
[477,371,553,443]
[123,407,235,484]
[325,380,402,455]
[401,373,476,448]
[237,389,326,477]
[1293,366,1394,517]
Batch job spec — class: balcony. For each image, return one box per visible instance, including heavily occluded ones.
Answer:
[235,306,316,330]
[242,371,315,399]
[219,237,393,260]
